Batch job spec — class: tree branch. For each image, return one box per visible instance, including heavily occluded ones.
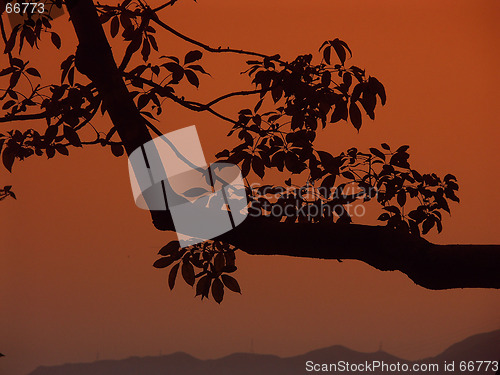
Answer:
[63,0,500,292]
[123,73,240,124]
[151,0,179,12]
[215,217,500,290]
[204,88,270,108]
[150,14,284,63]
[65,0,175,230]
[0,111,48,123]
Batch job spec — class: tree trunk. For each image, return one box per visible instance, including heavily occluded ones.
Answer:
[64,0,500,291]
[66,0,173,229]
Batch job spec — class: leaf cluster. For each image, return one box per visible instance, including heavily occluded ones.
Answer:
[153,240,241,303]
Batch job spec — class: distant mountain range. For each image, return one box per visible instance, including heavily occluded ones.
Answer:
[29,330,500,375]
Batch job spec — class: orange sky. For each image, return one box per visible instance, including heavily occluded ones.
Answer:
[1,1,500,374]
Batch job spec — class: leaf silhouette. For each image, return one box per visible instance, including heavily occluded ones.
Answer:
[184,50,202,65]
[195,275,211,298]
[185,70,199,88]
[181,261,195,286]
[111,144,124,157]
[221,275,241,294]
[168,263,179,290]
[211,278,224,303]
[349,102,362,130]
[51,33,61,49]
[183,187,209,197]
[26,68,41,78]
[153,256,175,269]
[369,147,385,161]
[63,126,82,147]
[252,156,265,178]
[2,147,15,172]
[158,241,180,256]
[110,16,119,38]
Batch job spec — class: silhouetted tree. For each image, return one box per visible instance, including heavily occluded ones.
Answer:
[1,0,498,303]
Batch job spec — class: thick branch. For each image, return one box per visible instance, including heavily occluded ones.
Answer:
[215,217,500,290]
[65,0,174,230]
[65,0,499,292]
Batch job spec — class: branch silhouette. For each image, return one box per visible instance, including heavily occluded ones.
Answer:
[1,0,498,302]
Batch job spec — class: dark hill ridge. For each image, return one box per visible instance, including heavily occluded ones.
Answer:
[28,330,500,375]
[433,330,500,360]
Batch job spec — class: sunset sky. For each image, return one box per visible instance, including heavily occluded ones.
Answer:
[1,1,499,374]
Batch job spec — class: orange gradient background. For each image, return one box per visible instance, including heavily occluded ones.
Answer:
[1,1,499,374]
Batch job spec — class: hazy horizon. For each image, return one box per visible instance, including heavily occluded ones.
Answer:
[24,329,500,375]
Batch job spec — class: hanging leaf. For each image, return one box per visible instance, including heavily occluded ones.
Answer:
[271,86,283,103]
[320,174,336,198]
[422,217,435,235]
[110,16,120,38]
[221,275,241,294]
[111,143,124,157]
[55,144,69,156]
[158,241,180,256]
[4,25,20,54]
[141,38,151,62]
[184,50,202,64]
[153,256,176,269]
[378,213,390,221]
[330,39,346,65]
[63,126,82,147]
[252,156,265,178]
[349,102,362,131]
[323,46,331,65]
[148,35,159,51]
[369,147,385,161]
[125,34,142,56]
[321,71,331,87]
[168,263,180,290]
[195,275,211,298]
[46,146,55,159]
[2,100,15,110]
[181,261,195,286]
[214,252,225,273]
[44,125,58,143]
[185,70,199,88]
[51,32,61,49]
[26,68,41,78]
[9,71,21,88]
[68,67,75,86]
[330,100,348,123]
[397,190,406,207]
[2,147,15,172]
[183,187,209,197]
[186,64,210,75]
[211,278,224,303]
